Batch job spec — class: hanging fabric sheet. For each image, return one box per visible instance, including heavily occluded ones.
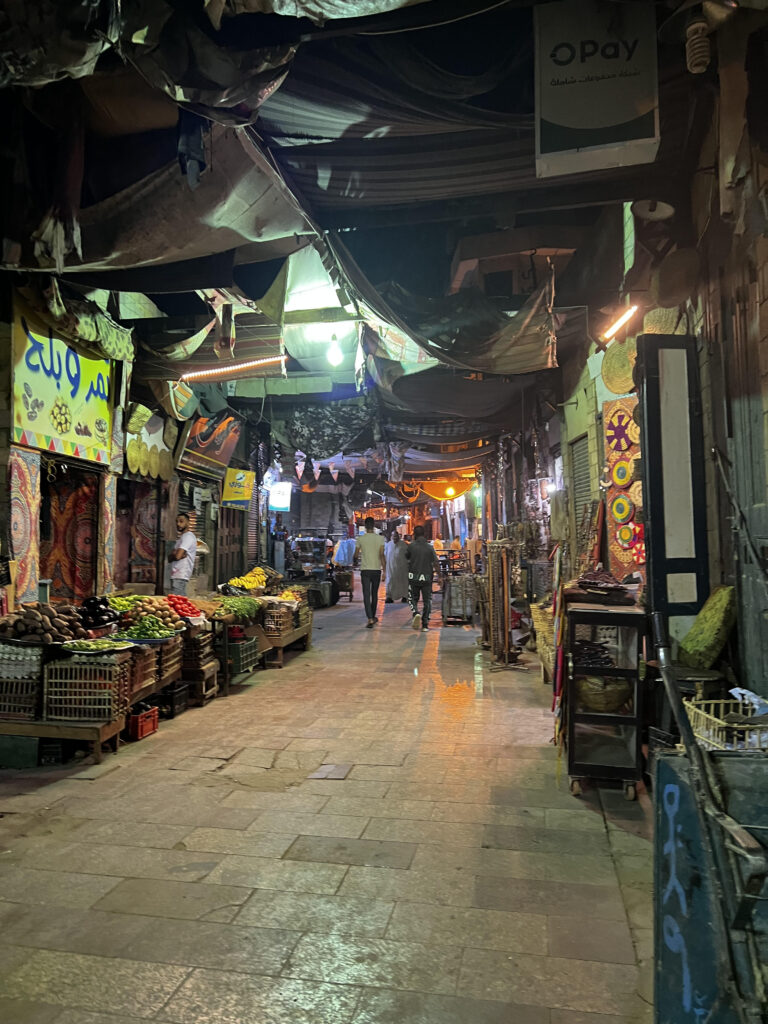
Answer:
[8,447,41,605]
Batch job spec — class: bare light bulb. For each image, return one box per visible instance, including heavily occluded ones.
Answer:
[326,335,343,367]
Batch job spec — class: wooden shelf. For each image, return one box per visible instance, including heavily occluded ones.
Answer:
[0,717,125,764]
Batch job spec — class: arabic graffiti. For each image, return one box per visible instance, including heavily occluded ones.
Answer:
[661,783,711,1021]
[22,318,110,405]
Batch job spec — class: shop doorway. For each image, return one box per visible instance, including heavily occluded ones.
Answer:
[114,479,160,590]
[217,506,244,585]
[39,460,99,603]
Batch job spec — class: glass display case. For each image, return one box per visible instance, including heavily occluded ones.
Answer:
[566,603,646,800]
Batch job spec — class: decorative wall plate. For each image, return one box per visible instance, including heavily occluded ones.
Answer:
[627,420,641,444]
[601,337,637,395]
[611,459,632,489]
[610,494,634,524]
[616,522,637,549]
[629,480,643,507]
[126,438,140,474]
[606,408,634,452]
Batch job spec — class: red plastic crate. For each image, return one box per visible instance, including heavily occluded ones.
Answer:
[127,706,159,741]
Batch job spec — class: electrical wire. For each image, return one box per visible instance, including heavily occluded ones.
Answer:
[358,0,514,35]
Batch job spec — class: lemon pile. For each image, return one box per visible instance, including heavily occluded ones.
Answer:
[278,588,303,601]
[228,566,267,589]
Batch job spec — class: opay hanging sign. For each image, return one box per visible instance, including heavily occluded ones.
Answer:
[12,301,113,465]
[222,469,256,509]
[535,0,659,178]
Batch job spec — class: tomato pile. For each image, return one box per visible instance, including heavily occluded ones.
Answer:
[166,593,201,617]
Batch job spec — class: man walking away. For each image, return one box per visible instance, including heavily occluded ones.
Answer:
[355,517,386,628]
[405,525,440,631]
[384,531,409,603]
[168,513,197,595]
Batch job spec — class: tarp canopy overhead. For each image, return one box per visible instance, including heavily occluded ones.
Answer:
[213,0,435,20]
[331,239,560,377]
[257,42,527,146]
[69,127,313,273]
[282,244,361,373]
[272,392,380,460]
[0,1,295,124]
[314,443,488,481]
[390,366,548,431]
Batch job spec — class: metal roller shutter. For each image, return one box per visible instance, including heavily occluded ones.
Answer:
[570,435,592,522]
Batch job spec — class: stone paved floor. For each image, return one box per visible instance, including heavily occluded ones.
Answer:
[0,595,654,1023]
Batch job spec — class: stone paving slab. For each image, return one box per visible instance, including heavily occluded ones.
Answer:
[93,878,252,920]
[235,890,394,937]
[0,601,654,1023]
[0,949,190,1019]
[283,934,463,994]
[351,990,549,1024]
[157,969,361,1024]
[204,854,348,893]
[283,834,417,870]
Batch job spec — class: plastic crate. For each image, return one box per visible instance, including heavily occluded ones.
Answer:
[127,706,159,740]
[230,638,260,676]
[0,677,40,721]
[684,698,768,752]
[0,643,44,679]
[131,646,158,695]
[151,681,189,720]
[44,653,132,722]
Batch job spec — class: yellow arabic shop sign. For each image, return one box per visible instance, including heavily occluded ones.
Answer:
[12,302,113,465]
[222,468,256,509]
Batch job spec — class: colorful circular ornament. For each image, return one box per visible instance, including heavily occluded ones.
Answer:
[616,522,637,549]
[627,419,641,445]
[611,494,634,524]
[629,480,643,508]
[611,459,632,488]
[606,408,634,452]
[632,542,646,564]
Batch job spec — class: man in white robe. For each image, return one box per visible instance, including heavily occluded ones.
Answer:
[384,531,409,603]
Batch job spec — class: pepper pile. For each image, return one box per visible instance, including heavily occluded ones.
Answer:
[117,614,177,640]
[217,596,262,621]
[166,593,201,617]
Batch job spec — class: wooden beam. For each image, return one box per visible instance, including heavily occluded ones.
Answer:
[283,307,363,325]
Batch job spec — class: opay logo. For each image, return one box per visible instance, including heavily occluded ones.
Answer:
[550,37,639,66]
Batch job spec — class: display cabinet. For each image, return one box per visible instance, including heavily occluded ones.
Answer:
[566,603,645,801]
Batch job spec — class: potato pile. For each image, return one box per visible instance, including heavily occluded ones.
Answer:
[121,596,185,632]
[0,603,88,644]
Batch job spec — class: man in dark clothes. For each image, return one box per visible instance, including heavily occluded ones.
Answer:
[405,525,440,631]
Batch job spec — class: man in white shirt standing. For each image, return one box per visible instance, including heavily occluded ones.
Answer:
[355,516,386,629]
[168,513,197,595]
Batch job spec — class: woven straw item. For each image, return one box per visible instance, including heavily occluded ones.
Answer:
[575,676,632,713]
[602,338,637,395]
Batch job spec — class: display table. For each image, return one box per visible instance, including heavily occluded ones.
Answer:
[266,622,312,668]
[0,716,125,764]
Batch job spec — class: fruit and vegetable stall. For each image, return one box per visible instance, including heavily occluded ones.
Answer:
[0,566,315,763]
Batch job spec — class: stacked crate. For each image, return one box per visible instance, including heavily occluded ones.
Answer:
[0,645,43,721]
[44,652,133,722]
[264,604,294,638]
[182,632,214,674]
[157,635,183,687]
[130,646,158,698]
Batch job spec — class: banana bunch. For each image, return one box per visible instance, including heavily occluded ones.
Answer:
[228,566,268,589]
[278,588,303,601]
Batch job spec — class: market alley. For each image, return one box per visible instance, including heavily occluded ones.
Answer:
[0,598,653,1024]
